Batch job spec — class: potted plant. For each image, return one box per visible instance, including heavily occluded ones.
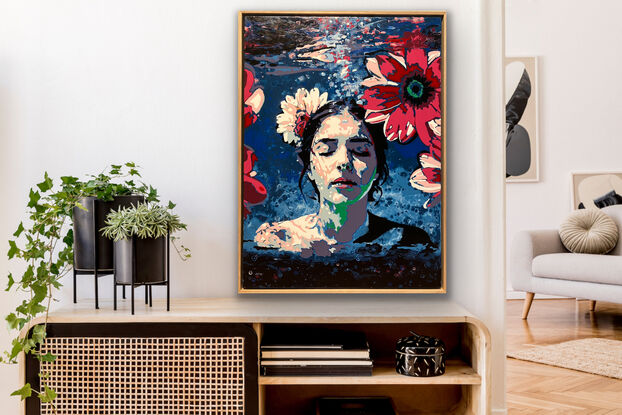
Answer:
[71,164,159,308]
[2,163,161,404]
[101,202,189,314]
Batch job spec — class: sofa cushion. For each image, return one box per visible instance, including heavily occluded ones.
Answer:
[558,209,618,254]
[533,253,622,286]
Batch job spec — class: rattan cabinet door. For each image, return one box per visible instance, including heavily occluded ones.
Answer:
[25,323,258,415]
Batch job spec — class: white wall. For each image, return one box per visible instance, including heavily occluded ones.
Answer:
[1,1,506,413]
[505,0,622,295]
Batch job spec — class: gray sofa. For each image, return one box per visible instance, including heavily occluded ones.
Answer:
[510,204,622,319]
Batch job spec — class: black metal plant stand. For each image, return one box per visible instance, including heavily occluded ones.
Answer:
[113,232,170,315]
[72,200,119,310]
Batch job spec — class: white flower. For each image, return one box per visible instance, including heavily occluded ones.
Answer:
[276,88,328,146]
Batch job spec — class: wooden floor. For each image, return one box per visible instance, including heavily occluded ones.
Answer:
[506,299,622,414]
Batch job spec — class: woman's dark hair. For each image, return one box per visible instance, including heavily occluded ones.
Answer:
[297,99,389,202]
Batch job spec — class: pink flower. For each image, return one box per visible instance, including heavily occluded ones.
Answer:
[409,153,441,209]
[243,145,267,218]
[361,49,441,144]
[243,68,265,128]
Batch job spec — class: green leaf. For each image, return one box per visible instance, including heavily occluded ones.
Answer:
[36,172,53,192]
[27,189,41,208]
[63,229,74,246]
[10,383,32,400]
[32,284,48,303]
[125,162,136,168]
[6,313,19,330]
[13,222,24,238]
[7,240,19,259]
[38,385,57,403]
[6,273,14,291]
[21,265,35,287]
[167,201,176,210]
[23,338,36,354]
[29,302,47,317]
[61,175,79,185]
[9,339,23,360]
[39,352,56,363]
[32,324,46,344]
[6,313,28,330]
[75,202,88,211]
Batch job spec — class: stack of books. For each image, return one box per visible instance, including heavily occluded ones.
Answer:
[260,327,373,376]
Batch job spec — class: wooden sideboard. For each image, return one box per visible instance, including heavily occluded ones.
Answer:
[21,297,490,415]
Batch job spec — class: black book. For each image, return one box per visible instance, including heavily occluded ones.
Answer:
[261,365,373,377]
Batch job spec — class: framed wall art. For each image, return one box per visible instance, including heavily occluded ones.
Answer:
[505,56,539,182]
[239,12,446,293]
[571,172,622,210]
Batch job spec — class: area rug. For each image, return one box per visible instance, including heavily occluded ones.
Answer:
[507,338,622,379]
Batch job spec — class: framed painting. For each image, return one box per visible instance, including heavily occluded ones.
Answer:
[239,12,446,293]
[571,172,622,210]
[505,56,539,182]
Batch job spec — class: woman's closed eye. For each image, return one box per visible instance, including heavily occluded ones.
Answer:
[348,138,373,157]
[313,139,338,156]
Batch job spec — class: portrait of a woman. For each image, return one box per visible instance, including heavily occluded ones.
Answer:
[240,13,444,291]
[254,100,432,256]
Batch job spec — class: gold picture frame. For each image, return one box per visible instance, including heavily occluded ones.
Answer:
[239,11,446,293]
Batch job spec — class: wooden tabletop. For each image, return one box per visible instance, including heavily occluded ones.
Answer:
[36,296,482,325]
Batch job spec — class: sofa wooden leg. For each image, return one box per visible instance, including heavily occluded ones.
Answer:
[522,292,535,320]
[589,300,596,312]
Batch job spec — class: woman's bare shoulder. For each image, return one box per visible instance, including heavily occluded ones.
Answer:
[254,215,319,251]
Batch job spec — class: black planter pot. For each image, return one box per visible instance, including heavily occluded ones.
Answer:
[72,195,145,271]
[72,195,144,309]
[114,236,168,284]
[113,235,170,314]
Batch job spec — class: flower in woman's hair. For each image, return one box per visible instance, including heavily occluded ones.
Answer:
[361,49,441,145]
[243,68,265,128]
[243,145,267,218]
[276,88,328,145]
[409,152,441,209]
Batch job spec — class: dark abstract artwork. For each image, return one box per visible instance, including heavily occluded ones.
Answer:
[572,173,622,210]
[239,13,445,292]
[505,57,539,182]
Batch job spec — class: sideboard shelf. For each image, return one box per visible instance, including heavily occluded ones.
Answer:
[23,297,490,415]
[258,360,480,385]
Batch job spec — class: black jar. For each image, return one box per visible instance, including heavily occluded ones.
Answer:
[395,331,446,377]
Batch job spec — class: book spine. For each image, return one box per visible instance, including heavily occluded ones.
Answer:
[261,366,373,377]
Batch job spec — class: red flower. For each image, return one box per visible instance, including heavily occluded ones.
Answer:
[243,145,267,218]
[409,152,441,209]
[361,49,441,145]
[243,68,265,128]
[426,118,441,160]
[386,30,429,56]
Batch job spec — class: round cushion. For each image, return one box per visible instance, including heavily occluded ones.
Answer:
[559,209,618,254]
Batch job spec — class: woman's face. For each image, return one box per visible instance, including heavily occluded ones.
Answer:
[308,110,377,205]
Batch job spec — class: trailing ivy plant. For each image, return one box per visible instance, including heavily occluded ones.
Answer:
[2,163,160,408]
[101,203,191,260]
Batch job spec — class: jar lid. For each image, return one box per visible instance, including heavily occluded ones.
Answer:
[396,331,445,355]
